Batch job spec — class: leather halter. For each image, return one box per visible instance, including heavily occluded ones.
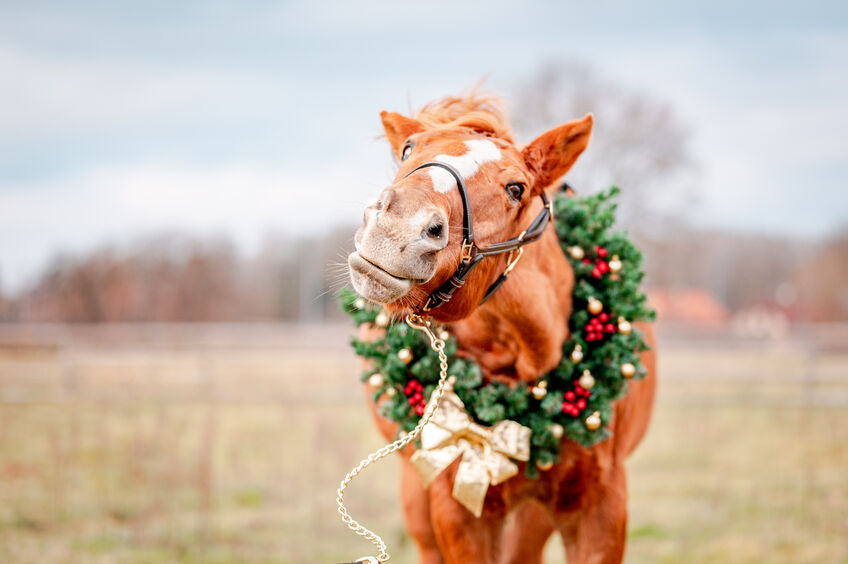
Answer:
[403,161,552,312]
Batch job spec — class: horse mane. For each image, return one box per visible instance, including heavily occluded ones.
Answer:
[413,93,515,144]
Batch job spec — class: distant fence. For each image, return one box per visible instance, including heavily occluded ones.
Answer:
[0,322,846,407]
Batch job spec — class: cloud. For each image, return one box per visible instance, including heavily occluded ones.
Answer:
[0,0,846,290]
[0,158,390,291]
[0,45,293,137]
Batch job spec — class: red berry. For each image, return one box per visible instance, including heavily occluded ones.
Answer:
[591,268,602,278]
[605,323,616,333]
[582,258,591,265]
[575,385,586,395]
[565,391,576,401]
[415,405,425,416]
[576,399,587,410]
[597,247,608,258]
[599,313,609,322]
[598,262,609,273]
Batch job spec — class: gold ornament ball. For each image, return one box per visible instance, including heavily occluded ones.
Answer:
[531,386,548,400]
[439,330,450,341]
[609,255,622,273]
[588,297,603,315]
[536,459,554,471]
[570,345,584,363]
[618,318,632,335]
[398,348,413,364]
[375,312,389,327]
[550,423,564,439]
[353,298,366,310]
[585,411,602,430]
[385,387,397,397]
[620,363,636,378]
[568,246,585,260]
[578,370,595,390]
[368,373,385,387]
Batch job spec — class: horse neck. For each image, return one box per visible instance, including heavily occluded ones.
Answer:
[452,226,574,383]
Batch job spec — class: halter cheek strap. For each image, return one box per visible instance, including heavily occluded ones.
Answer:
[403,161,552,312]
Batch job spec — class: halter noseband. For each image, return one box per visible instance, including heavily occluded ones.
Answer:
[404,161,552,313]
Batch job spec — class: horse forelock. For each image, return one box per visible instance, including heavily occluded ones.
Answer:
[413,93,514,143]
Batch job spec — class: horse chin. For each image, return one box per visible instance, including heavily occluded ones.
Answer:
[348,252,414,304]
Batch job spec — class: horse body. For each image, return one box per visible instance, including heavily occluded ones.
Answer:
[350,94,657,563]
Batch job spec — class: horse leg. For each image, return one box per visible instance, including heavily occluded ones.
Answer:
[400,458,444,564]
[557,464,628,564]
[498,501,555,564]
[427,471,501,564]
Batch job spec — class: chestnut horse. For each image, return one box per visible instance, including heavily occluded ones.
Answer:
[347,94,656,564]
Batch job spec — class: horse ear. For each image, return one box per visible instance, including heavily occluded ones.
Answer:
[522,114,593,190]
[381,111,424,155]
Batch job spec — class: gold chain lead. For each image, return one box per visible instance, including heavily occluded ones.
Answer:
[336,313,450,563]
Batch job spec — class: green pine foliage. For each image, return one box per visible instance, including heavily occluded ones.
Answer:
[340,187,654,478]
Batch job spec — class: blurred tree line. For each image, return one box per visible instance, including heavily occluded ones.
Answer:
[0,63,844,323]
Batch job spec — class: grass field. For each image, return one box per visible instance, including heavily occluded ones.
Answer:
[0,323,846,563]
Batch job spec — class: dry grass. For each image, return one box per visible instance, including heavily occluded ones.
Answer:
[0,323,846,563]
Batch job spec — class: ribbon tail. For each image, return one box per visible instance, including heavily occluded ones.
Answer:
[451,444,490,518]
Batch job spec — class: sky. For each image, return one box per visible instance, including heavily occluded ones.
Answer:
[1,0,846,292]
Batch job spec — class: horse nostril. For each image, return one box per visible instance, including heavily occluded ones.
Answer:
[426,222,444,239]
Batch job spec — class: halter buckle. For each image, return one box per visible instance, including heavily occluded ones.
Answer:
[460,240,474,262]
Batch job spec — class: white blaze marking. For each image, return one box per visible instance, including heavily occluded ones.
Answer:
[428,139,501,193]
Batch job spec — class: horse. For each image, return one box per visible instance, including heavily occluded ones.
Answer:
[346,93,657,564]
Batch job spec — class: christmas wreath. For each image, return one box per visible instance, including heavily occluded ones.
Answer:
[340,187,654,477]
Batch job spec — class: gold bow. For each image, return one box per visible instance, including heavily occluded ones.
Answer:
[410,388,532,517]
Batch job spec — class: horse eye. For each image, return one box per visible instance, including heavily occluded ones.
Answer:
[506,182,525,202]
[401,143,413,161]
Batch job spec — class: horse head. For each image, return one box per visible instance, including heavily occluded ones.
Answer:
[349,95,592,321]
